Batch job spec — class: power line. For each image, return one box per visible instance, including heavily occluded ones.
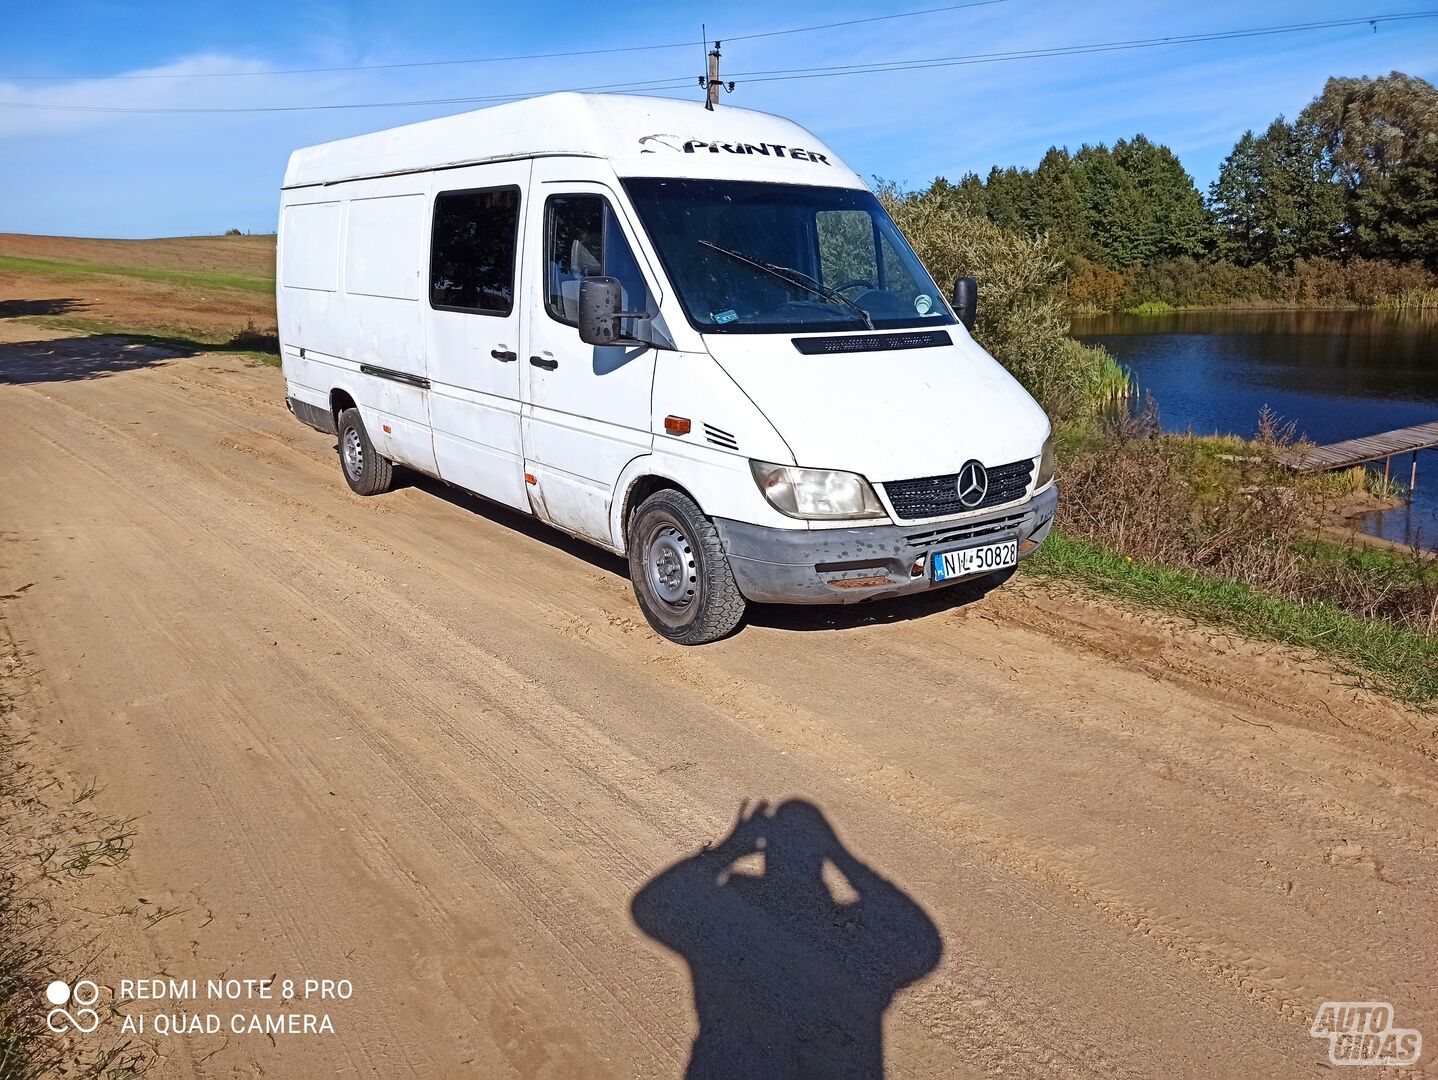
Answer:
[721,0,1006,44]
[0,1,1007,82]
[3,43,702,82]
[724,12,1438,83]
[2,10,1432,114]
[0,76,699,114]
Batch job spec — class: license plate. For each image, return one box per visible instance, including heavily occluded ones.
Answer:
[931,539,1018,582]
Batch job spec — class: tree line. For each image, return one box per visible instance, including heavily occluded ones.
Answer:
[921,71,1438,310]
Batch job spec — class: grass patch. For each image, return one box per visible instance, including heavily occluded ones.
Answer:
[1028,530,1438,707]
[1124,299,1176,315]
[0,669,153,1076]
[0,253,273,295]
[1295,537,1435,582]
[18,314,278,365]
[1374,287,1438,311]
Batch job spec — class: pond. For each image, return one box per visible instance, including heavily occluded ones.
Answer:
[1071,309,1438,549]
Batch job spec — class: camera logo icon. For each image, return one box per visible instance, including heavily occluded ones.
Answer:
[45,980,101,1034]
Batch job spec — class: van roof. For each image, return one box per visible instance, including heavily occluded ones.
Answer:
[282,92,865,191]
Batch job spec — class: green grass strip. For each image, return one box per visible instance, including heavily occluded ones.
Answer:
[17,314,278,365]
[1294,537,1435,583]
[0,253,274,295]
[1027,530,1438,707]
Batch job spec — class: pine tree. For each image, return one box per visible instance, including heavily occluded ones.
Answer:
[1030,147,1094,259]
[1208,119,1343,267]
[1208,131,1263,262]
[982,166,1034,234]
[1073,144,1156,268]
[1114,135,1213,260]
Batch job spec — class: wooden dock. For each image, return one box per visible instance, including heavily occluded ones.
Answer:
[1282,419,1438,494]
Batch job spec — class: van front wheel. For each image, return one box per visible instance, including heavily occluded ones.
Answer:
[336,407,394,496]
[629,489,746,645]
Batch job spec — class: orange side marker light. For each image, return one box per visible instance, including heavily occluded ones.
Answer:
[664,415,692,435]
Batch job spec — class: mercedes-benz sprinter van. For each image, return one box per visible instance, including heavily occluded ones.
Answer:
[278,92,1056,644]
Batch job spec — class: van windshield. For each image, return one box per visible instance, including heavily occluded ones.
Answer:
[622,178,955,335]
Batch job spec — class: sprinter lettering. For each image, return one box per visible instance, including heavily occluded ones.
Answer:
[681,140,830,165]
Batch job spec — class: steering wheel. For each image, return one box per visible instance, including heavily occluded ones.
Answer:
[833,278,877,294]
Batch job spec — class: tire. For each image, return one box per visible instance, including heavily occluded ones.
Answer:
[628,488,746,645]
[336,407,394,496]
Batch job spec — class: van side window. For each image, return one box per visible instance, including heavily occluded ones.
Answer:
[544,195,651,325]
[430,187,520,314]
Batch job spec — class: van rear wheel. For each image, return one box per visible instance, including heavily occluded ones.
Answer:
[336,407,394,496]
[629,489,745,645]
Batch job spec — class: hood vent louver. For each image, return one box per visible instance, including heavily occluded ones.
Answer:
[792,330,952,355]
[703,423,739,451]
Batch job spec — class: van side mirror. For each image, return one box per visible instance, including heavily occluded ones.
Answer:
[579,275,672,349]
[579,277,622,345]
[952,276,978,331]
[579,277,632,346]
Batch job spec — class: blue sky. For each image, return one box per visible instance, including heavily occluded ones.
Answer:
[2,1,1436,237]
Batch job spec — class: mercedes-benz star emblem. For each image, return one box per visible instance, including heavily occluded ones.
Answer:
[956,460,988,508]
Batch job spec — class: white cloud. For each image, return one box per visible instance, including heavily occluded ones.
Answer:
[0,54,322,138]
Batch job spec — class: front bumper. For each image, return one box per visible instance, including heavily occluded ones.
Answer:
[713,484,1057,605]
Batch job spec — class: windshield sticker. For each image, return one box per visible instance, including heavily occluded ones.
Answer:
[914,294,933,315]
[712,309,738,325]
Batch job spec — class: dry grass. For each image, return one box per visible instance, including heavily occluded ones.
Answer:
[1056,409,1438,640]
[0,630,152,1078]
[0,233,275,278]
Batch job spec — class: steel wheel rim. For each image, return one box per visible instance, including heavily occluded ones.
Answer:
[644,523,696,611]
[342,426,364,479]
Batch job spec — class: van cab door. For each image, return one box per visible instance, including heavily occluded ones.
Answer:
[520,163,659,545]
[425,162,532,512]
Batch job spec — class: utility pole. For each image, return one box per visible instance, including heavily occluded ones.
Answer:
[706,42,721,110]
[699,38,734,111]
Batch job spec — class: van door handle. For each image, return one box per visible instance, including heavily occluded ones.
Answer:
[490,348,517,362]
[529,355,558,370]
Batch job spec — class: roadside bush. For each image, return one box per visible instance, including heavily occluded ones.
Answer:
[882,182,1123,420]
[1056,413,1438,638]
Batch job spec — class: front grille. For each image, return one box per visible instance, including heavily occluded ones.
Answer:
[901,510,1028,550]
[883,459,1034,520]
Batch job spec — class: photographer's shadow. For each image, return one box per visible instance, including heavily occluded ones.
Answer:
[632,800,942,1079]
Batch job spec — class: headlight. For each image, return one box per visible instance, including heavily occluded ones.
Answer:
[1035,432,1056,488]
[750,461,886,520]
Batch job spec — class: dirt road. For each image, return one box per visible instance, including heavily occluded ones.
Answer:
[3,325,1435,1078]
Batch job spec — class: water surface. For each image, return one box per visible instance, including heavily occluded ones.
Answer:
[1071,309,1438,548]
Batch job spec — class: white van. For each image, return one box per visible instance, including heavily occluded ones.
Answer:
[278,92,1056,644]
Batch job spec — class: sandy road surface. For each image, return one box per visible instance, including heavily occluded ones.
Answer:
[2,325,1436,1078]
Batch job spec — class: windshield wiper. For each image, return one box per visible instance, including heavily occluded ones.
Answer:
[697,240,874,330]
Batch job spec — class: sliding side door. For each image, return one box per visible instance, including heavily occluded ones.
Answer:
[425,161,533,512]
